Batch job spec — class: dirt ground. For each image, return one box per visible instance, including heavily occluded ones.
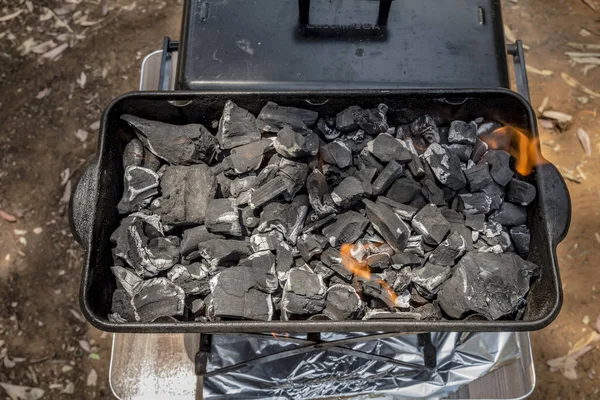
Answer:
[0,0,599,398]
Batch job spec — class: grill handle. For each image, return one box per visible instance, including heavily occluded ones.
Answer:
[69,162,98,250]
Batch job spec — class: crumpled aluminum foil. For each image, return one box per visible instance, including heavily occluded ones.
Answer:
[202,332,521,399]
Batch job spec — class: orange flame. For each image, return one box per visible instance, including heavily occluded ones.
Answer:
[339,243,398,306]
[479,126,547,176]
[271,332,290,339]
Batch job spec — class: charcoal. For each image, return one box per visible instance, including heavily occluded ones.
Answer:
[395,124,411,140]
[275,242,294,281]
[111,212,161,261]
[391,252,422,268]
[367,133,412,163]
[250,230,284,252]
[248,176,287,209]
[489,202,527,226]
[241,207,259,229]
[274,125,319,158]
[446,144,473,162]
[411,262,451,297]
[366,253,391,270]
[458,192,492,215]
[405,235,425,256]
[477,121,502,136]
[297,234,327,261]
[249,251,279,293]
[480,181,505,211]
[111,266,143,296]
[376,196,417,220]
[131,278,185,322]
[230,175,256,197]
[481,150,513,186]
[285,195,310,244]
[126,222,180,277]
[411,204,451,245]
[211,267,273,320]
[321,164,345,186]
[181,225,223,257]
[253,164,279,188]
[385,178,422,204]
[121,114,218,165]
[321,248,353,280]
[323,284,364,320]
[216,172,232,198]
[429,231,466,266]
[353,104,389,135]
[123,138,161,171]
[411,302,442,320]
[257,101,318,133]
[156,164,216,225]
[510,225,531,257]
[336,105,362,132]
[392,267,412,292]
[227,139,274,175]
[117,166,160,214]
[316,117,341,140]
[465,163,493,192]
[190,298,206,316]
[302,214,336,234]
[354,166,377,195]
[465,214,485,231]
[410,286,430,306]
[363,199,410,251]
[346,128,367,144]
[355,148,386,173]
[257,202,289,234]
[278,158,309,199]
[197,238,252,267]
[441,208,464,225]
[320,141,353,168]
[359,279,397,309]
[437,252,538,320]
[506,179,537,206]
[111,288,137,322]
[331,176,364,208]
[420,179,445,206]
[205,198,242,236]
[233,190,251,207]
[167,263,211,295]
[448,120,477,145]
[281,266,327,318]
[424,143,467,190]
[410,114,440,144]
[371,160,402,196]
[216,100,261,149]
[312,261,335,280]
[471,138,488,163]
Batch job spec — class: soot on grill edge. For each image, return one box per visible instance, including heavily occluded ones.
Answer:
[108,100,541,324]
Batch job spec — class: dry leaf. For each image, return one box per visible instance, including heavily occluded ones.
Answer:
[0,9,25,22]
[25,1,33,12]
[74,129,88,142]
[61,381,74,394]
[86,369,98,386]
[503,24,530,49]
[39,8,52,21]
[18,38,37,56]
[583,315,590,325]
[539,119,554,130]
[582,0,599,12]
[0,209,17,222]
[122,2,137,11]
[40,42,69,61]
[568,42,600,50]
[69,308,86,323]
[542,110,573,123]
[60,168,71,185]
[538,96,549,113]
[60,180,72,204]
[79,339,91,353]
[35,88,51,99]
[31,40,57,54]
[579,29,592,37]
[89,120,100,131]
[583,64,598,75]
[0,383,44,400]
[561,72,600,98]
[76,72,87,89]
[526,65,553,76]
[75,15,104,26]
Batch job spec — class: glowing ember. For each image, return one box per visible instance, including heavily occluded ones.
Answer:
[479,126,547,176]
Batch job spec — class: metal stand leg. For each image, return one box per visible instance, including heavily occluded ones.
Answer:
[418,332,437,369]
[195,334,212,376]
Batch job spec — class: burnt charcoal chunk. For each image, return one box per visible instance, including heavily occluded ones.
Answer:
[111,266,143,296]
[285,195,310,244]
[322,211,369,247]
[123,138,160,171]
[372,160,403,196]
[479,182,504,211]
[197,238,252,267]
[281,266,327,318]
[410,115,440,144]
[359,279,397,309]
[320,141,353,168]
[448,120,477,145]
[331,176,364,208]
[312,261,335,280]
[354,167,377,195]
[274,125,319,158]
[440,209,464,225]
[111,212,161,265]
[211,268,273,320]
[353,104,389,135]
[437,252,538,320]
[465,214,485,231]
[366,252,391,270]
[363,199,410,251]
[230,175,256,197]
[257,101,318,133]
[481,150,514,186]
[506,179,537,206]
[446,144,473,162]
[250,230,284,252]
[303,213,336,234]
[320,248,353,281]
[189,299,206,316]
[156,164,217,225]
[424,143,467,190]
[297,234,328,261]
[323,284,364,320]
[489,202,527,226]
[248,176,287,209]
[217,100,261,149]
[471,138,488,163]
[253,164,279,188]
[228,139,274,175]
[111,288,137,321]
[405,235,425,256]
[250,251,279,293]
[354,148,385,173]
[275,242,294,281]
[392,267,412,292]
[215,173,232,198]
[391,252,422,268]
[385,178,422,204]
[316,117,341,140]
[376,196,417,220]
[181,225,223,256]
[411,204,451,245]
[278,158,309,199]
[205,198,242,236]
[241,207,260,229]
[465,163,493,192]
[458,192,492,215]
[367,133,411,163]
[429,231,466,266]
[126,223,180,277]
[131,278,185,322]
[257,202,289,234]
[420,179,445,206]
[117,166,159,214]
[167,263,211,295]
[477,121,502,136]
[121,114,218,165]
[336,105,362,132]
[411,262,452,297]
[510,225,531,257]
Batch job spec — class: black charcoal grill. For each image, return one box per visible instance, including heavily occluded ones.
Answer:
[70,0,571,334]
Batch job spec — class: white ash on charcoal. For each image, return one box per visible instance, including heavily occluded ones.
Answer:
[109,100,542,323]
